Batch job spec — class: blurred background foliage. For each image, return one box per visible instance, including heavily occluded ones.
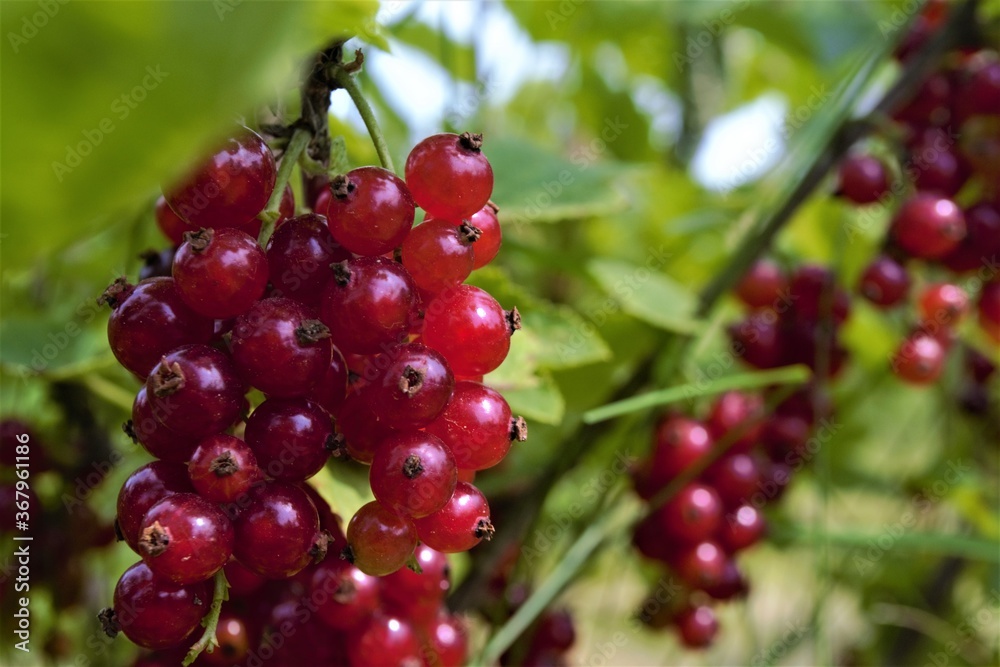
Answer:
[1,1,998,666]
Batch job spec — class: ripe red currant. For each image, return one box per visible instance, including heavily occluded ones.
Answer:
[117,462,194,552]
[425,381,525,471]
[422,285,519,376]
[469,202,502,269]
[187,434,261,503]
[138,492,234,585]
[837,154,890,204]
[172,227,269,319]
[401,219,479,293]
[345,500,417,576]
[890,194,966,259]
[365,343,455,429]
[325,167,415,256]
[405,132,494,221]
[370,431,458,518]
[232,482,323,579]
[412,481,493,553]
[244,398,334,483]
[892,331,947,384]
[266,213,351,307]
[858,255,911,307]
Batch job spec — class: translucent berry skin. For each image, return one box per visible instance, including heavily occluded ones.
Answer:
[223,560,266,598]
[117,462,194,552]
[837,154,890,204]
[705,390,763,453]
[703,559,749,601]
[319,257,418,355]
[104,277,214,379]
[890,194,966,259]
[145,344,245,439]
[718,504,766,552]
[309,558,380,630]
[325,167,415,256]
[309,345,348,416]
[704,453,763,507]
[244,398,333,482]
[918,283,969,328]
[345,500,417,576]
[648,417,713,489]
[858,255,911,307]
[128,387,198,463]
[892,331,947,384]
[401,219,476,293]
[230,297,332,398]
[233,482,321,579]
[112,561,211,650]
[337,391,396,464]
[266,213,351,307]
[138,492,234,585]
[367,343,455,429]
[172,227,269,319]
[370,431,457,518]
[675,605,718,649]
[155,194,193,245]
[165,128,276,231]
[425,381,517,470]
[381,542,451,615]
[187,434,261,503]
[425,613,469,667]
[412,481,493,553]
[942,202,1000,273]
[788,265,851,324]
[346,614,422,667]
[734,259,786,309]
[422,285,515,376]
[201,611,251,666]
[651,483,722,545]
[909,131,969,197]
[670,540,728,590]
[467,203,502,270]
[405,133,494,221]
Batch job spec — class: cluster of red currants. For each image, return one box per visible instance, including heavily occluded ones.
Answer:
[98,126,523,664]
[836,14,999,385]
[629,384,827,649]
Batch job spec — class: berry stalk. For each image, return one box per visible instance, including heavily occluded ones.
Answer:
[182,568,230,666]
[331,50,396,174]
[257,126,311,245]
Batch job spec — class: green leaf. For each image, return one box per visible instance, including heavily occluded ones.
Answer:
[487,137,630,225]
[488,368,565,426]
[0,0,379,272]
[308,466,372,523]
[586,258,702,334]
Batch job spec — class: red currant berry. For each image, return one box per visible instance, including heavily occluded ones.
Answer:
[187,434,261,503]
[704,453,763,508]
[201,611,251,666]
[381,543,451,616]
[670,540,727,590]
[705,390,764,453]
[309,558,380,630]
[412,481,493,553]
[422,285,519,376]
[631,514,674,562]
[909,129,969,197]
[890,194,966,259]
[761,414,811,462]
[346,614,422,667]
[233,482,323,579]
[172,228,269,319]
[370,431,457,518]
[366,343,455,429]
[788,265,851,324]
[858,255,911,307]
[894,71,952,127]
[892,331,947,384]
[126,387,198,463]
[309,344,349,417]
[918,283,969,328]
[651,483,722,545]
[735,259,787,309]
[145,345,244,439]
[703,560,749,601]
[107,561,210,650]
[955,50,1000,118]
[138,492,234,585]
[319,257,418,355]
[425,381,525,471]
[424,613,469,667]
[345,500,417,576]
[117,462,194,552]
[401,219,480,293]
[165,128,276,231]
[469,202,501,269]
[101,277,214,379]
[648,417,713,488]
[244,398,334,483]
[837,154,890,204]
[727,311,786,368]
[223,560,266,598]
[266,213,351,307]
[718,504,766,552]
[405,132,494,221]
[155,194,193,245]
[326,167,415,256]
[942,201,1000,273]
[674,605,718,649]
[336,390,396,464]
[230,297,332,398]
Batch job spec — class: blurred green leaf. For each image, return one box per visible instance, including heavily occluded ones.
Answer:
[586,258,702,334]
[0,0,379,271]
[494,370,566,426]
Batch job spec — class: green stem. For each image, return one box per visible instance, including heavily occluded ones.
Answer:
[183,569,230,667]
[331,61,395,174]
[257,127,311,246]
[583,364,811,424]
[478,501,630,665]
[775,529,1000,563]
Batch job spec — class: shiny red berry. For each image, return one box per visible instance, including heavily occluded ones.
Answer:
[674,605,718,649]
[734,259,787,309]
[366,343,455,429]
[117,462,194,552]
[244,398,334,483]
[425,381,524,471]
[309,558,380,630]
[325,167,415,256]
[858,255,911,307]
[187,434,261,503]
[405,132,494,221]
[232,482,323,579]
[837,154,890,204]
[890,194,966,259]
[401,219,479,293]
[172,227,269,319]
[345,500,417,576]
[469,202,502,269]
[108,561,210,650]
[422,285,518,376]
[138,492,233,585]
[892,331,947,384]
[266,213,351,307]
[370,431,457,518]
[412,481,493,553]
